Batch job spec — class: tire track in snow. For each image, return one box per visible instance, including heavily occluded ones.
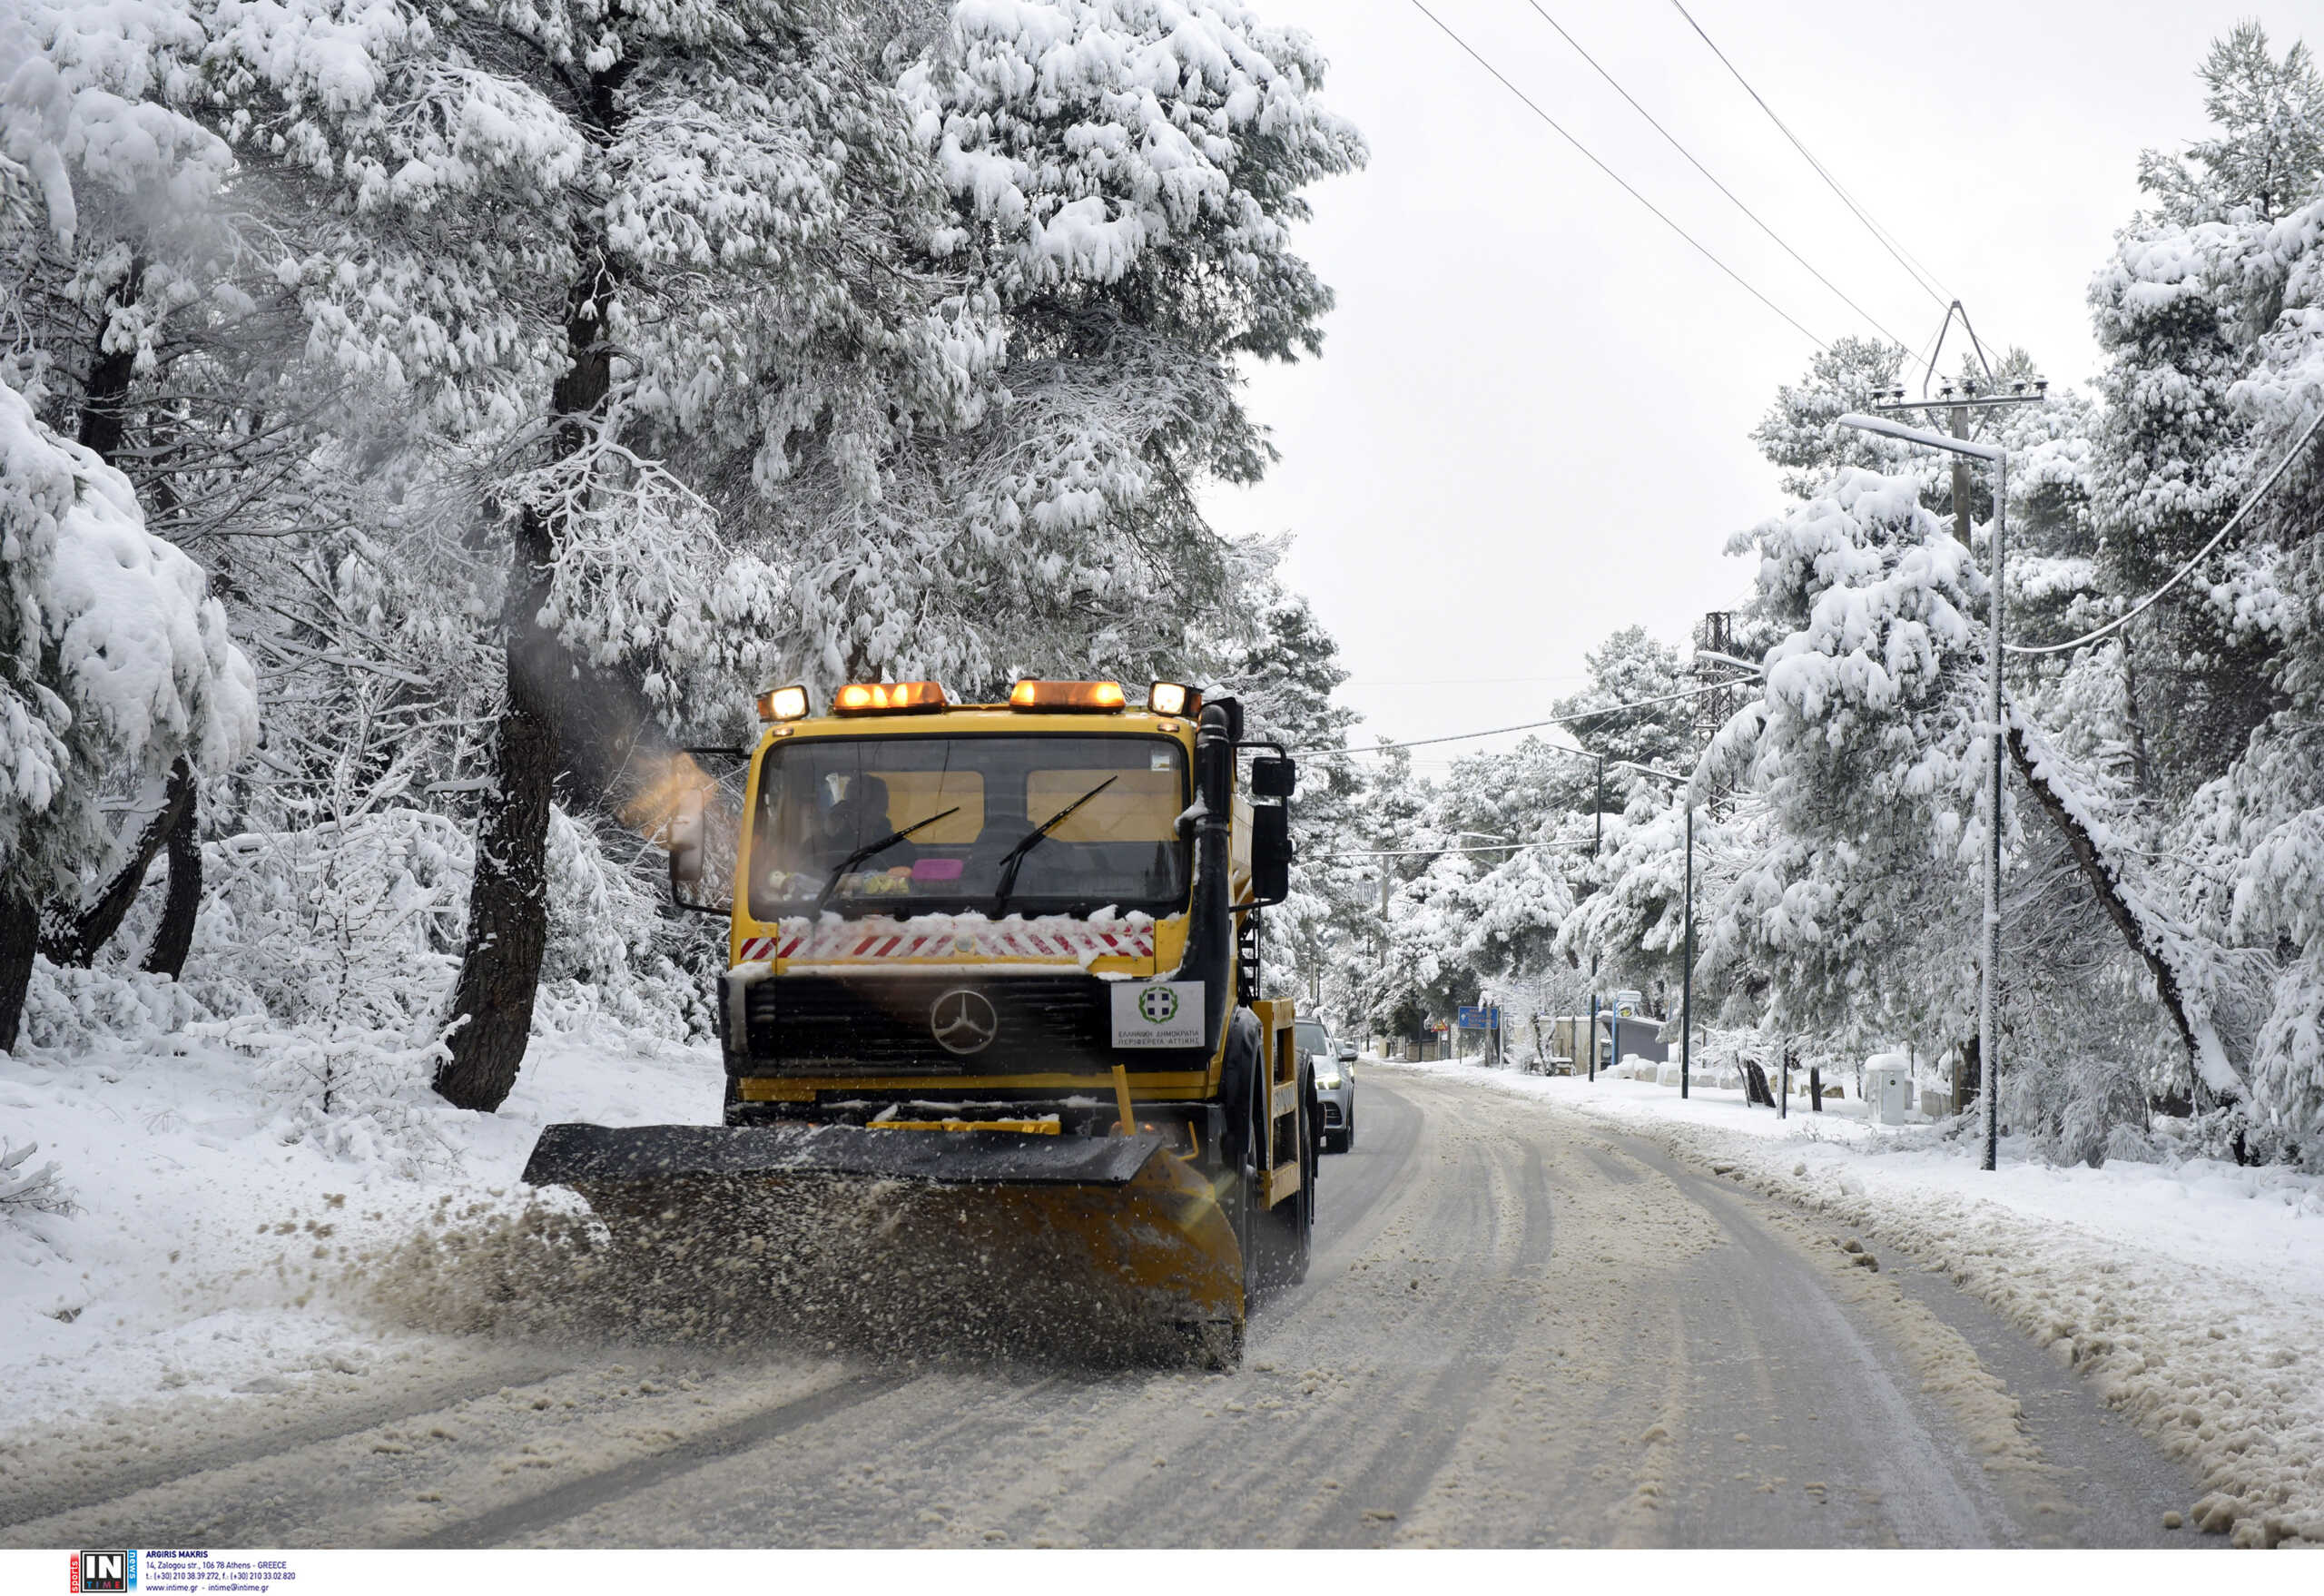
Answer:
[0,1352,572,1529]
[402,1371,916,1547]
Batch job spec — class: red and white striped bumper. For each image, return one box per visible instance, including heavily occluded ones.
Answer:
[734,917,1156,966]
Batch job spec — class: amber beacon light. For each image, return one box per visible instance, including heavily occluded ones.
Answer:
[832,681,950,714]
[1009,680,1128,713]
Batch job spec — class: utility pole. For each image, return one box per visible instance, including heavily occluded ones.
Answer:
[1950,403,1975,544]
[1846,362,2046,1173]
[1587,754,1603,1084]
[1376,867,1390,1057]
[1680,797,1694,1100]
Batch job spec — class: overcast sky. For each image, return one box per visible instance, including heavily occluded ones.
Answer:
[1203,0,2309,769]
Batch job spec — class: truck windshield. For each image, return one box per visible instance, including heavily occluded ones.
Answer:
[749,734,1190,921]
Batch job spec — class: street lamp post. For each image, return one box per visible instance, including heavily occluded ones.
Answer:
[1604,757,1702,1098]
[1837,410,2007,1173]
[1681,798,1694,1100]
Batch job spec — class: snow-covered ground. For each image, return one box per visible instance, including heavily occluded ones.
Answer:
[12,1022,2321,1548]
[0,1026,724,1433]
[1393,1057,2324,1547]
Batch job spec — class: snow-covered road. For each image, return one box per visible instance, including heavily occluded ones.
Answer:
[2,1068,2209,1548]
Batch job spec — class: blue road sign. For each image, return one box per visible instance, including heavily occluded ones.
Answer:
[1456,1005,1500,1030]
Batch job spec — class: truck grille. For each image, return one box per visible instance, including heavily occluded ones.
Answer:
[741,972,1207,1078]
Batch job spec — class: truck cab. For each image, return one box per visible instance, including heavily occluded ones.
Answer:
[584,676,1316,1360]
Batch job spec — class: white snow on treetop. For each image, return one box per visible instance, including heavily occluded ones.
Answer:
[902,0,1362,291]
[0,0,228,244]
[1724,468,1979,764]
[0,379,257,898]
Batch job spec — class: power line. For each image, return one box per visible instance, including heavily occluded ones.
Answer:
[1403,0,1828,351]
[1342,674,1590,687]
[1664,0,1954,311]
[2005,404,2324,657]
[1293,677,1741,758]
[1519,1,1925,369]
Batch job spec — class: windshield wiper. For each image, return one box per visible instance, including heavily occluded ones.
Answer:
[816,806,961,911]
[991,776,1118,918]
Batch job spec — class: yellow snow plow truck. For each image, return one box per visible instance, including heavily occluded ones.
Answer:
[522,679,1314,1365]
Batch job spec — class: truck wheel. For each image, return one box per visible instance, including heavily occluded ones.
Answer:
[1217,1010,1264,1312]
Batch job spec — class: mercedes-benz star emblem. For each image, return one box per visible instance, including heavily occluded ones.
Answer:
[930,988,1000,1056]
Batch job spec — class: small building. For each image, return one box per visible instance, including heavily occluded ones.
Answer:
[1547,1013,1670,1071]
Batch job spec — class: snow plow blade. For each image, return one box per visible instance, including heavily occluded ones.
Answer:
[521,1122,1246,1360]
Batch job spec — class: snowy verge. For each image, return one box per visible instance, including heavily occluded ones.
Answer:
[1383,1059,2324,1548]
[0,1024,724,1441]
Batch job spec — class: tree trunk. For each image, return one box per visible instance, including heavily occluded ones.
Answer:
[513,633,682,818]
[75,255,142,463]
[0,893,37,1053]
[2120,641,2155,799]
[2004,712,2239,1102]
[1809,1063,1822,1110]
[37,260,208,980]
[432,512,561,1112]
[39,761,193,968]
[143,776,202,978]
[435,238,618,1111]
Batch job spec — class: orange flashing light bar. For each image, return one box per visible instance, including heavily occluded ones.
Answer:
[1009,679,1128,713]
[832,680,950,715]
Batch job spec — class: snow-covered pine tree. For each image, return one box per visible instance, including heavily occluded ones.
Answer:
[735,0,1368,697]
[1750,335,1919,501]
[0,381,257,1049]
[1343,743,1430,1047]
[1210,542,1370,1018]
[2167,173,2324,1157]
[1696,470,1992,1051]
[0,1,279,976]
[2090,25,2323,793]
[1556,785,1695,1020]
[164,0,1001,1108]
[0,8,259,1045]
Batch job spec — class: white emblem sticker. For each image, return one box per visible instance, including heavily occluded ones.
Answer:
[1110,980,1205,1048]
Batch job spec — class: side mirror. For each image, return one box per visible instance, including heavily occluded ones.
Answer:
[1250,800,1293,904]
[1250,754,1296,799]
[668,786,705,891]
[1337,1043,1356,1062]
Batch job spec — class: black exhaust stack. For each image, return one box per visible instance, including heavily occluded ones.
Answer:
[1170,697,1238,1053]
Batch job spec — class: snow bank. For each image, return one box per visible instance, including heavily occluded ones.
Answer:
[1399,1059,2324,1547]
[0,1021,723,1433]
